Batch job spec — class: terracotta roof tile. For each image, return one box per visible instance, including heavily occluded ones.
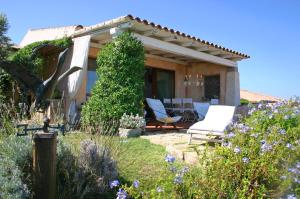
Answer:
[125,14,250,58]
[126,14,250,58]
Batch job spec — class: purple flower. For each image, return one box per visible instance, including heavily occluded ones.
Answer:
[156,186,163,193]
[258,103,263,109]
[116,188,127,199]
[237,124,251,133]
[181,166,189,174]
[242,157,249,164]
[294,178,300,184]
[133,180,139,188]
[261,142,272,153]
[222,142,232,148]
[286,194,297,199]
[169,166,177,173]
[286,143,293,149]
[226,132,235,138]
[110,180,120,189]
[174,175,183,185]
[248,108,256,115]
[279,129,286,135]
[296,162,300,169]
[234,147,241,154]
[288,168,299,174]
[165,154,175,163]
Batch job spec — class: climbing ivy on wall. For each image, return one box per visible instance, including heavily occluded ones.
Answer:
[0,37,72,103]
[9,37,72,76]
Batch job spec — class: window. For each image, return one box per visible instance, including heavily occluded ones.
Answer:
[145,67,175,100]
[204,75,220,100]
[86,71,98,94]
[86,58,98,95]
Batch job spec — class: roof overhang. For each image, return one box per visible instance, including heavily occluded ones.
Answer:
[73,14,249,67]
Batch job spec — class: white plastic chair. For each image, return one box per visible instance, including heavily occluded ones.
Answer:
[163,98,173,111]
[172,98,183,113]
[210,98,219,105]
[182,98,193,111]
[187,105,235,144]
[193,102,210,120]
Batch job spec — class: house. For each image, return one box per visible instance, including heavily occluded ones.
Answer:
[19,14,249,118]
[240,89,281,103]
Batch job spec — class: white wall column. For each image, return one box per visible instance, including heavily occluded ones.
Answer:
[225,68,240,106]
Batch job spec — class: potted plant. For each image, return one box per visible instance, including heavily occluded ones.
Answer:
[119,113,146,138]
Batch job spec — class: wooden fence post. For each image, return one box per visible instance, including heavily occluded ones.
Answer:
[33,132,57,199]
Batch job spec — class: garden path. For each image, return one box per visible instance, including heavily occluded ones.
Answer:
[141,130,209,164]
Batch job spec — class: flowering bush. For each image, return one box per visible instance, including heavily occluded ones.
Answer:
[193,99,300,198]
[109,154,193,199]
[108,98,300,199]
[119,113,145,129]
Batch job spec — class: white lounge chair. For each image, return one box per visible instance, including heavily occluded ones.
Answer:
[187,105,235,144]
[210,98,219,105]
[193,102,210,121]
[146,98,182,130]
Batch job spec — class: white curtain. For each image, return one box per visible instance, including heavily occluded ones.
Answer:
[68,35,91,99]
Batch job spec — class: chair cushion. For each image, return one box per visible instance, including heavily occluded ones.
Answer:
[157,116,182,124]
[193,102,210,120]
[146,98,168,119]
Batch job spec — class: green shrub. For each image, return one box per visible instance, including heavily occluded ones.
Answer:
[0,71,13,103]
[240,98,250,105]
[0,101,25,136]
[82,32,145,134]
[0,13,13,103]
[0,13,11,61]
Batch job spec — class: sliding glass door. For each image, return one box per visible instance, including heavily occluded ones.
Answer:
[204,75,220,100]
[145,67,175,100]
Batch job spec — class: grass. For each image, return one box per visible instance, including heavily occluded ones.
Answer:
[58,131,174,191]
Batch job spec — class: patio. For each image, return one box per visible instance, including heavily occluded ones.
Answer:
[141,129,212,164]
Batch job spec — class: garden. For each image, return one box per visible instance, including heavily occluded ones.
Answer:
[0,13,300,198]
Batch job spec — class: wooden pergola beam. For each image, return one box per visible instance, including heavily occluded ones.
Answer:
[134,33,237,67]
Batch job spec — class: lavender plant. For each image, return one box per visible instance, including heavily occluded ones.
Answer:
[0,136,32,198]
[56,139,118,198]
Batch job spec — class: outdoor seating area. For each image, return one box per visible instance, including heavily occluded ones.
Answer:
[145,97,217,131]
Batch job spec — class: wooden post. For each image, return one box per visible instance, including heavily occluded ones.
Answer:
[33,132,57,199]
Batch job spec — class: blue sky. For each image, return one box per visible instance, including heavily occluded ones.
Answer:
[1,0,300,98]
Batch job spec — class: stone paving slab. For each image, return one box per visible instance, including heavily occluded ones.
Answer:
[141,130,211,164]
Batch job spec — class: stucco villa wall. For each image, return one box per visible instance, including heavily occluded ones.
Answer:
[188,63,228,104]
[57,46,239,115]
[145,57,186,98]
